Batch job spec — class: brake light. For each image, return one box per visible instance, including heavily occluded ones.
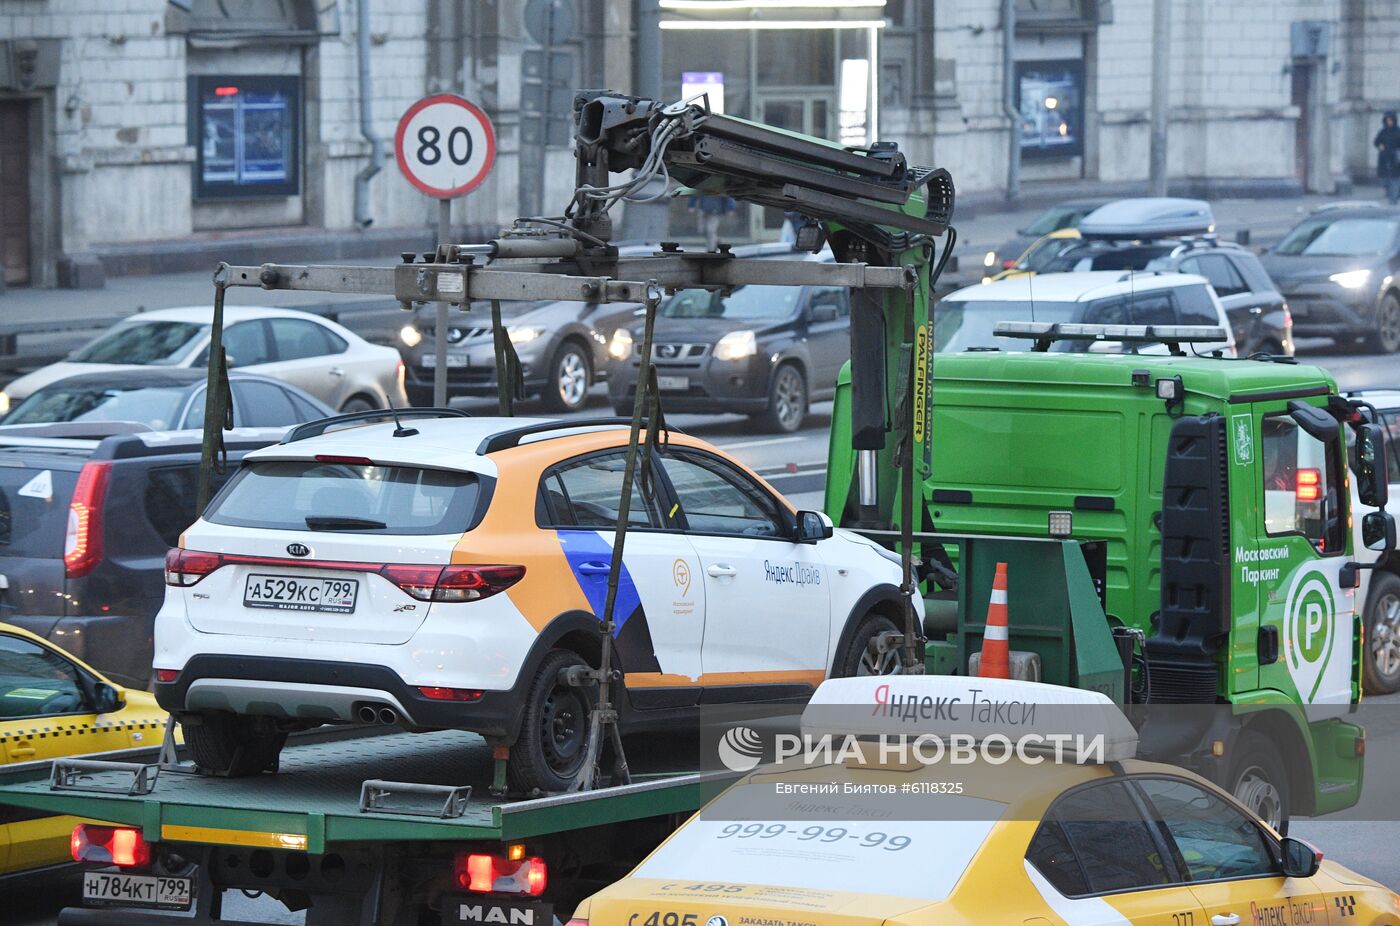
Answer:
[165,548,223,586]
[71,824,150,868]
[380,564,525,602]
[315,454,374,465]
[418,686,484,702]
[454,852,547,895]
[1296,468,1322,502]
[64,461,112,578]
[1001,259,1016,269]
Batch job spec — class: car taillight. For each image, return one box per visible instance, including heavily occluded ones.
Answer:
[1297,468,1322,502]
[72,824,150,868]
[380,564,525,602]
[155,669,180,683]
[418,686,483,701]
[64,461,112,578]
[454,852,546,895]
[164,548,223,586]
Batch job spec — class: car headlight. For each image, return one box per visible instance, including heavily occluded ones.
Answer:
[983,250,997,268]
[0,391,9,416]
[1329,269,1372,290]
[713,330,757,362]
[508,325,546,345]
[399,324,422,348]
[608,328,634,360]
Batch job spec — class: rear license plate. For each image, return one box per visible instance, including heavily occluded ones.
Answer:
[83,872,192,911]
[657,375,690,391]
[244,574,359,613]
[422,353,469,369]
[449,898,553,926]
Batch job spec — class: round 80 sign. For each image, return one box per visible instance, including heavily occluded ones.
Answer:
[394,94,496,198]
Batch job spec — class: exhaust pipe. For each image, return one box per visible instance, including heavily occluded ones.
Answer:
[377,707,398,725]
[357,705,379,724]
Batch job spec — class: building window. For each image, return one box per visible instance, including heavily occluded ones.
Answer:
[1016,59,1084,158]
[191,75,300,199]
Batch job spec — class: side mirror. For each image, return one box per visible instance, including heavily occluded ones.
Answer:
[1280,836,1322,878]
[1363,511,1397,553]
[795,510,834,544]
[1356,422,1390,508]
[810,304,840,324]
[93,682,125,715]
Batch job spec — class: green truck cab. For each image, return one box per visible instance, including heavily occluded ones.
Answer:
[826,339,1396,824]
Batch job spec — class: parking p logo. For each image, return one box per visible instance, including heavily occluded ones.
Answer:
[1284,568,1337,702]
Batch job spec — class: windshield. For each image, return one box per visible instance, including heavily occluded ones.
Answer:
[1275,217,1400,257]
[4,384,188,428]
[1045,245,1174,274]
[206,460,484,535]
[661,285,802,321]
[631,781,1005,902]
[70,321,205,365]
[934,300,1081,352]
[1025,205,1090,237]
[1020,237,1084,272]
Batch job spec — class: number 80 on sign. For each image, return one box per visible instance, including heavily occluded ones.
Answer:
[394,94,497,199]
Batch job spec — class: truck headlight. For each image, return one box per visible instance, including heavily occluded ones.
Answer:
[1329,269,1371,290]
[508,325,545,345]
[608,329,634,360]
[713,330,757,362]
[399,324,423,348]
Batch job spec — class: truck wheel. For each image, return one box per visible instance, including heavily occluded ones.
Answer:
[1228,731,1290,831]
[836,613,907,677]
[755,364,806,434]
[541,342,592,412]
[1363,573,1400,695]
[183,713,287,778]
[508,650,595,794]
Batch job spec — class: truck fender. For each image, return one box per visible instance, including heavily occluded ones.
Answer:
[827,583,905,677]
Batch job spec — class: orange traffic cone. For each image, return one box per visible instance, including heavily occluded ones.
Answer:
[978,562,1010,679]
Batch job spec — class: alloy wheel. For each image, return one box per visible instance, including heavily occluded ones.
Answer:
[774,367,804,431]
[1378,293,1400,353]
[557,349,589,408]
[1371,592,1400,682]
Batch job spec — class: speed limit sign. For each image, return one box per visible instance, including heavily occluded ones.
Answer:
[394,94,496,198]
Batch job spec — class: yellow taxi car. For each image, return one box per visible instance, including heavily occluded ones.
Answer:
[569,677,1400,926]
[0,622,166,875]
[984,227,1082,282]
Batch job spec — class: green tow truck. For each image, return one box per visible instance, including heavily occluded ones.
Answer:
[825,325,1397,826]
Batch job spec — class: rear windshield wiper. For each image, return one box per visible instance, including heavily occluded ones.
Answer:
[304,515,387,531]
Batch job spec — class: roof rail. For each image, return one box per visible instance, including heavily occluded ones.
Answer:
[477,417,679,455]
[281,407,470,444]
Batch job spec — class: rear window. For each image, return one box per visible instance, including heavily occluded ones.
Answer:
[206,460,484,535]
[0,466,78,559]
[5,384,188,429]
[71,321,204,365]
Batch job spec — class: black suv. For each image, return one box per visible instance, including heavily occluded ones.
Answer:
[0,428,284,688]
[1040,237,1292,356]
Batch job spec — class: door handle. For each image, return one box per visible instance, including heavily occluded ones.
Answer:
[9,746,35,759]
[329,367,345,377]
[706,564,738,578]
[577,561,612,575]
[1212,915,1241,926]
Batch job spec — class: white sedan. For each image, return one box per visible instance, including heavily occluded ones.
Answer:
[0,306,407,414]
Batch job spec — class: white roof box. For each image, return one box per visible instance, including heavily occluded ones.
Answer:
[1077,197,1214,240]
[803,676,1139,763]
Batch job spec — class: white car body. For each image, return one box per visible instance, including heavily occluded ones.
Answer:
[1346,389,1400,691]
[153,416,917,739]
[1,306,406,413]
[940,270,1238,356]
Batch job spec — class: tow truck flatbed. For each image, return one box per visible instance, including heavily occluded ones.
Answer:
[0,729,706,851]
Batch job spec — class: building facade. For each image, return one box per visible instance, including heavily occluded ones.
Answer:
[0,0,1396,288]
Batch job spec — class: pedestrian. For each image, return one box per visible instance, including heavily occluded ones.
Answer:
[1375,111,1400,206]
[687,194,737,250]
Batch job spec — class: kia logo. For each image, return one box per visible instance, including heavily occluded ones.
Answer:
[287,543,310,557]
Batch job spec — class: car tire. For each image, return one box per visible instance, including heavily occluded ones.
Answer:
[835,612,908,677]
[541,342,592,413]
[1363,572,1400,695]
[183,712,287,778]
[612,400,634,417]
[1227,731,1290,832]
[339,395,378,413]
[755,363,806,434]
[1369,292,1400,354]
[508,649,595,794]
